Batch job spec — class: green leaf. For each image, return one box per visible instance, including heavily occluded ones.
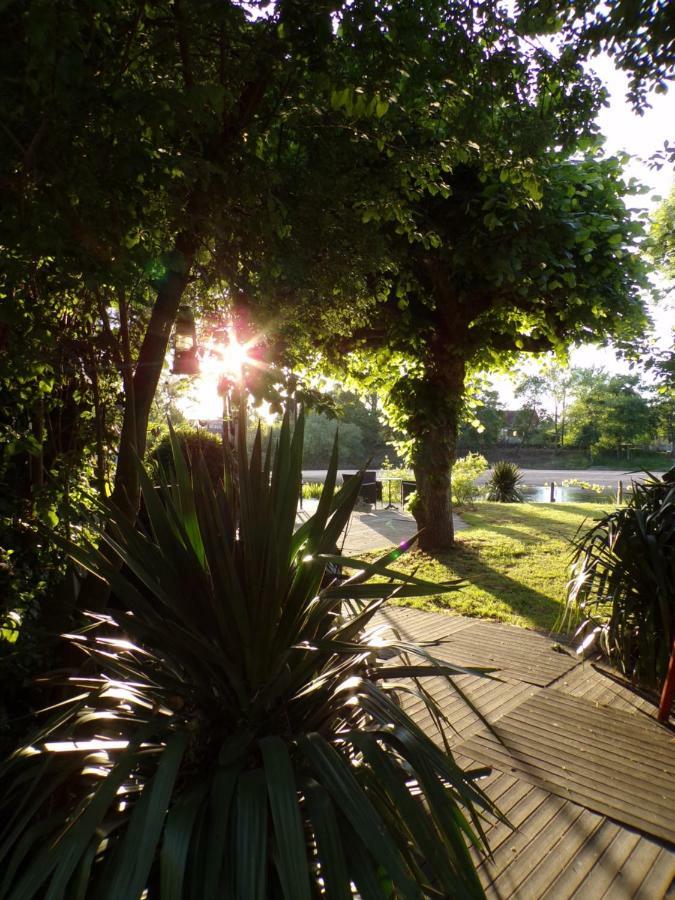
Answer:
[300,734,421,898]
[260,736,311,900]
[234,769,268,900]
[304,781,351,900]
[160,785,207,900]
[103,731,187,900]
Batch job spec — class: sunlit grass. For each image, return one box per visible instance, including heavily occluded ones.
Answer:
[374,502,614,631]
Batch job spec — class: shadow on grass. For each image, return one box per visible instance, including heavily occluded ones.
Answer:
[419,542,563,631]
[461,521,540,545]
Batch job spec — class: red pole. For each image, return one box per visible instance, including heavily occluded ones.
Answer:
[658,638,675,722]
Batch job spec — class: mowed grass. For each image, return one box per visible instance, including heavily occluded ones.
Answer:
[377,502,613,631]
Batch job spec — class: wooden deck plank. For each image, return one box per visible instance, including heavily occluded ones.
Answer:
[426,621,580,686]
[377,608,675,896]
[456,689,675,845]
[373,606,476,639]
[548,813,622,897]
[494,806,602,899]
[477,793,572,894]
[374,609,580,685]
[600,833,672,899]
[400,674,538,746]
[486,706,675,792]
[556,660,675,725]
[635,846,675,899]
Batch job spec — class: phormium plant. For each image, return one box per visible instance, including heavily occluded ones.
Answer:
[0,409,498,899]
[562,468,675,690]
[485,461,524,503]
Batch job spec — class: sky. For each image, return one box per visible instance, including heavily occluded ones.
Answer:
[493,54,675,407]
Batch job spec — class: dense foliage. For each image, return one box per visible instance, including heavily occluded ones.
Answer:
[0,413,496,898]
[273,20,651,547]
[565,373,655,455]
[301,390,391,469]
[149,425,224,486]
[452,454,489,507]
[564,468,675,690]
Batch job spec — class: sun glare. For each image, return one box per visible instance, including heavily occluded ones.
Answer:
[216,335,250,380]
[180,328,267,421]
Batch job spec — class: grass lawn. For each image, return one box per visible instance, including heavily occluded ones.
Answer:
[380,501,612,632]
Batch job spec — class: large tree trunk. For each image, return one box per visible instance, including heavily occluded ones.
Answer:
[79,230,198,613]
[409,357,465,553]
[411,420,457,552]
[111,235,197,520]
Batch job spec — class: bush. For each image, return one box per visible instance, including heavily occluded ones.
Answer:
[149,425,223,484]
[486,461,525,503]
[452,453,489,506]
[0,417,494,898]
[301,480,327,500]
[563,468,675,690]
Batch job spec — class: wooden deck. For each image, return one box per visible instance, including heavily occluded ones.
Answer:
[375,606,675,899]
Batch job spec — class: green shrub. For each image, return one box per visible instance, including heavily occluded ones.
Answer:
[0,415,494,898]
[486,461,525,503]
[403,488,419,516]
[562,468,675,690]
[452,453,489,506]
[149,425,223,485]
[301,480,327,500]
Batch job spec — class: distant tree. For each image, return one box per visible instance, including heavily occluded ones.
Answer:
[644,342,675,457]
[458,389,504,450]
[302,415,365,469]
[514,361,576,448]
[567,373,655,456]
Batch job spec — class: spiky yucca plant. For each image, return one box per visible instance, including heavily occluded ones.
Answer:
[0,410,496,899]
[563,468,675,690]
[485,461,524,503]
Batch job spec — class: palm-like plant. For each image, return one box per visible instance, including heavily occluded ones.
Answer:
[563,468,675,690]
[485,461,524,503]
[0,410,496,899]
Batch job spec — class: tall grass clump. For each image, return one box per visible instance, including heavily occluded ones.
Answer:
[563,468,675,689]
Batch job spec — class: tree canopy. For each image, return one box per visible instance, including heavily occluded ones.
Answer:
[257,6,650,547]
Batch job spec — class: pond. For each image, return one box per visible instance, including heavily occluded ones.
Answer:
[520,484,621,504]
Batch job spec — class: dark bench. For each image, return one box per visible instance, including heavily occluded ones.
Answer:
[401,480,417,505]
[341,471,383,506]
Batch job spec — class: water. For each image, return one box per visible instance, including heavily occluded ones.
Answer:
[520,484,618,504]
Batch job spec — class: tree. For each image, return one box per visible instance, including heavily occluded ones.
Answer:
[2,0,343,498]
[522,1,675,110]
[644,343,675,457]
[514,361,575,448]
[250,2,649,550]
[348,152,647,549]
[566,372,655,456]
[3,0,393,612]
[302,415,365,469]
[458,389,505,451]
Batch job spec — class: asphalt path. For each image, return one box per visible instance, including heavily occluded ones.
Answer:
[302,467,665,487]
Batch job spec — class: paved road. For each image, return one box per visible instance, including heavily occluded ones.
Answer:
[303,467,665,487]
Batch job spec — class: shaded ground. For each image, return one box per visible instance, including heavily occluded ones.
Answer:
[296,498,466,555]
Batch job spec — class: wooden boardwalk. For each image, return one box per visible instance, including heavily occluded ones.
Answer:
[374,606,675,899]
